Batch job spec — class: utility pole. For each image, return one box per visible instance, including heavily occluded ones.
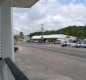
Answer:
[41,24,44,42]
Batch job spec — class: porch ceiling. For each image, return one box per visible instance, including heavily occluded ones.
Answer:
[12,0,39,8]
[0,0,39,8]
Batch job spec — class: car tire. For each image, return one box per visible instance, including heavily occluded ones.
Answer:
[79,45,82,48]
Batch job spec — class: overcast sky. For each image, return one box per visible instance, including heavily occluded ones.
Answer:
[13,0,86,35]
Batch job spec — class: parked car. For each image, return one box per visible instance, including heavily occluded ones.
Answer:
[71,42,77,47]
[81,42,86,48]
[65,42,72,46]
[61,42,67,47]
[54,40,61,44]
[75,42,86,48]
[34,40,39,43]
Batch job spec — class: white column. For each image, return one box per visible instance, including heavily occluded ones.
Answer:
[1,0,14,60]
[1,0,14,80]
[0,6,1,58]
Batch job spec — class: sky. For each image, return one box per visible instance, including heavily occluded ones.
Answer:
[13,0,86,35]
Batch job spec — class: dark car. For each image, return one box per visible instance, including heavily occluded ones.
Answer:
[54,40,61,44]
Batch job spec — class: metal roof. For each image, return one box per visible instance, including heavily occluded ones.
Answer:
[32,34,68,39]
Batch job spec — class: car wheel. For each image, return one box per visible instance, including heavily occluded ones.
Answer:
[79,45,82,48]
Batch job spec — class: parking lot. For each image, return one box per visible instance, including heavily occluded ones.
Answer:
[15,42,86,80]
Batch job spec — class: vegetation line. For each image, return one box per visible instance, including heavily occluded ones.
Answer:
[29,25,86,39]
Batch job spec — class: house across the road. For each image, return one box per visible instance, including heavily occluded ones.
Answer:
[23,35,30,42]
[31,34,76,43]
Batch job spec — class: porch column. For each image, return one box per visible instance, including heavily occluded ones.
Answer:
[1,0,14,80]
[1,0,14,60]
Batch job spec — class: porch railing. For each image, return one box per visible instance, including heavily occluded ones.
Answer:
[0,57,2,60]
[4,58,29,80]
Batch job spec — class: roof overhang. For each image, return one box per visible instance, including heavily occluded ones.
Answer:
[12,0,39,8]
[0,0,39,8]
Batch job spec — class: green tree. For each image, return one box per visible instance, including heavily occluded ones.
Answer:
[29,25,86,39]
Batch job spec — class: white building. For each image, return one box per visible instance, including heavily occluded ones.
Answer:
[31,34,76,43]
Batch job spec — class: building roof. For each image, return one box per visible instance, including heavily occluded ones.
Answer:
[31,34,68,39]
[0,0,39,8]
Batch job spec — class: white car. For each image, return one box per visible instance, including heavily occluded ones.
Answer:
[71,42,77,47]
[61,42,67,47]
[75,42,86,48]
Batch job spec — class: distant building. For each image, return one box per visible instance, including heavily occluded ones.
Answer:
[31,34,76,43]
[23,35,30,42]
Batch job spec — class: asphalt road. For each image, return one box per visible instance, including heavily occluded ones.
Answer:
[22,43,86,59]
[15,42,86,80]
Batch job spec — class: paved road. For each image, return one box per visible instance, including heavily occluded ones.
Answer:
[15,42,86,80]
[22,43,86,59]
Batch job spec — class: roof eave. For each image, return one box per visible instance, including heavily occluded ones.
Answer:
[12,0,39,8]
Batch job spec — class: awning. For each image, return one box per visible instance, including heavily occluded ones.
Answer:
[12,0,39,8]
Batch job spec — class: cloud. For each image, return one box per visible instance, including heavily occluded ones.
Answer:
[13,0,86,35]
